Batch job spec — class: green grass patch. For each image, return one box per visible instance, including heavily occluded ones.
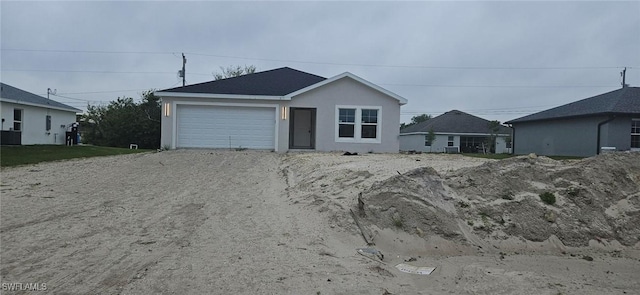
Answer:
[539,192,557,205]
[1,145,150,167]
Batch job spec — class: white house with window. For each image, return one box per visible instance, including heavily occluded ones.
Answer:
[400,110,512,153]
[156,67,407,153]
[1,83,80,145]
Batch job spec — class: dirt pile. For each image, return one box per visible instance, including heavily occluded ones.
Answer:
[359,152,640,249]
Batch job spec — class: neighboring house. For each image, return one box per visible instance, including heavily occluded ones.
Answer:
[155,67,408,153]
[400,110,512,153]
[1,83,81,145]
[505,86,640,157]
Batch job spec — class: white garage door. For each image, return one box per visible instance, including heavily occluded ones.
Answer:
[176,105,276,149]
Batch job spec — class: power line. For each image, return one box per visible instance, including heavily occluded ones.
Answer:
[1,68,210,76]
[54,88,150,95]
[1,48,175,55]
[3,48,636,70]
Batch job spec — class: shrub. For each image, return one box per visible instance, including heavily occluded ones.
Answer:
[539,192,556,205]
[391,215,404,228]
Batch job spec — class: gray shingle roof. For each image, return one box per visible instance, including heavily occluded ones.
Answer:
[506,87,640,124]
[401,110,511,135]
[160,67,326,96]
[1,83,80,112]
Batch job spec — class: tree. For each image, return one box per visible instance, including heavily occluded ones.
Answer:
[400,114,432,129]
[486,120,501,154]
[213,65,257,80]
[426,128,437,153]
[81,90,161,149]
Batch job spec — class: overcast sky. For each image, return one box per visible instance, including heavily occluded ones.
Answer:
[2,1,639,124]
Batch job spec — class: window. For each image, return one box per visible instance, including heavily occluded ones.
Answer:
[13,109,22,131]
[338,108,355,138]
[361,109,378,139]
[424,135,431,146]
[46,115,52,131]
[447,136,454,147]
[632,119,640,149]
[336,106,381,142]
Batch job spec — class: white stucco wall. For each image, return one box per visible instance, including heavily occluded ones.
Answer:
[400,133,511,153]
[1,102,78,145]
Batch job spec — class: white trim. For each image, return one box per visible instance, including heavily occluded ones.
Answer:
[286,72,408,105]
[0,98,81,113]
[171,101,280,152]
[155,91,287,101]
[335,105,382,144]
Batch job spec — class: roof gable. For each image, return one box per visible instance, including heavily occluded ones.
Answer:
[401,110,511,134]
[285,72,408,105]
[159,67,326,96]
[507,87,640,124]
[0,83,80,112]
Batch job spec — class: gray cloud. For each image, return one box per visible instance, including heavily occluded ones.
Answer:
[2,1,638,123]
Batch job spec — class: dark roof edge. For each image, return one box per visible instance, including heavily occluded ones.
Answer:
[505,111,635,124]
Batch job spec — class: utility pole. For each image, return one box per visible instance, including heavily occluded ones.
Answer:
[182,53,187,86]
[621,67,627,88]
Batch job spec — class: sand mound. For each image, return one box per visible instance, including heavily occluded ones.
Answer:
[360,152,640,249]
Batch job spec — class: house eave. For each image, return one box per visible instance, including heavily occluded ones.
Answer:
[0,97,81,113]
[154,91,289,101]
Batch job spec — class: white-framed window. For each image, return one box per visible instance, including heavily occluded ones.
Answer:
[335,105,381,143]
[424,135,431,146]
[338,108,356,138]
[447,136,454,147]
[361,109,378,139]
[632,119,640,149]
[13,109,22,131]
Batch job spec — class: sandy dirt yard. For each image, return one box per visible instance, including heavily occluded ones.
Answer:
[1,150,639,294]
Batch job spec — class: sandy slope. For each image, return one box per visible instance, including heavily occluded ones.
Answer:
[1,150,639,294]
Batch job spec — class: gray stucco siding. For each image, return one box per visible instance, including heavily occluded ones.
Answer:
[512,116,609,157]
[289,77,401,153]
[160,76,403,153]
[602,116,635,151]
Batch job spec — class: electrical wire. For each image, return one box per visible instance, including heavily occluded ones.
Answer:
[2,48,636,70]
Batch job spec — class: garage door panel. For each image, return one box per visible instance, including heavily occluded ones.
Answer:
[177,105,275,149]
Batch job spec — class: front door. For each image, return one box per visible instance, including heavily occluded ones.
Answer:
[289,108,315,149]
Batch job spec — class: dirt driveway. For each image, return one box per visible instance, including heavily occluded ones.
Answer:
[1,150,639,294]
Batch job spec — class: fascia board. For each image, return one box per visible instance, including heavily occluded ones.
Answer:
[0,97,81,113]
[154,91,289,101]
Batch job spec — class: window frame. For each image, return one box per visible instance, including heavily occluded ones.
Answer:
[13,108,23,131]
[335,105,382,143]
[632,119,640,150]
[424,135,431,147]
[360,108,379,139]
[337,108,356,138]
[447,136,454,147]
